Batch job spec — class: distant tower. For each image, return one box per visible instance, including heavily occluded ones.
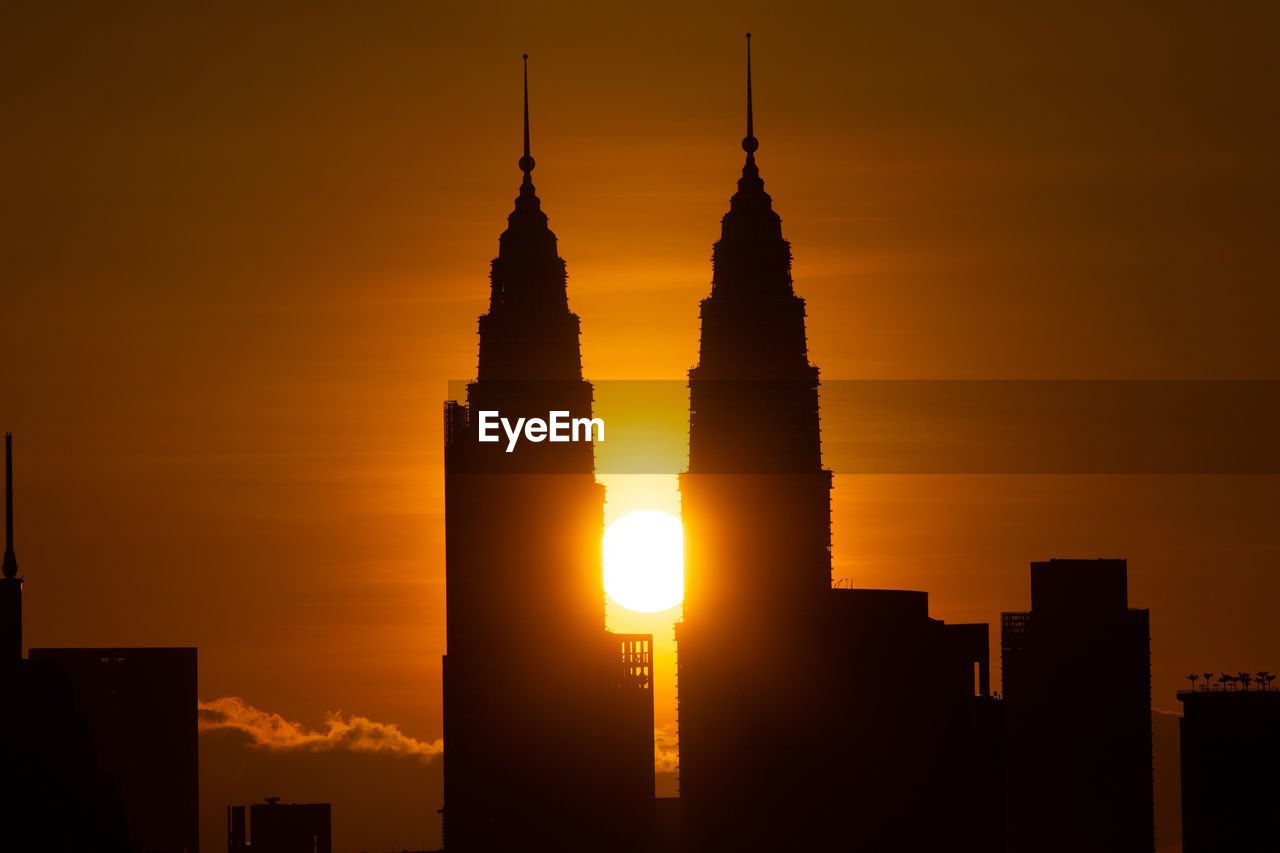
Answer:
[1001,559,1155,853]
[227,800,332,853]
[676,36,1000,853]
[440,56,654,852]
[2,432,21,662]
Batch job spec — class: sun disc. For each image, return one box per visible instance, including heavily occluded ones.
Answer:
[603,510,684,613]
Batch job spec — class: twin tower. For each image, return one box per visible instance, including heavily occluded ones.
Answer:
[442,39,998,853]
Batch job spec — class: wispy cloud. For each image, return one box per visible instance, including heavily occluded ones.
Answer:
[202,696,677,775]
[198,696,442,763]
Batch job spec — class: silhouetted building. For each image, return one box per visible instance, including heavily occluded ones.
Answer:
[1,655,135,852]
[675,36,1001,853]
[0,435,137,852]
[653,797,682,851]
[1178,677,1280,853]
[229,799,332,853]
[28,646,200,853]
[1001,558,1153,853]
[440,57,654,852]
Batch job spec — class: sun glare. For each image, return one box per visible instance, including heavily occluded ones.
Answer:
[603,510,684,613]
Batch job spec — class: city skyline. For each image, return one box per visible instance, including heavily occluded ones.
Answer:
[4,3,1278,851]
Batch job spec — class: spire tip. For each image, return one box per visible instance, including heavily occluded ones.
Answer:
[3,432,16,580]
[742,33,758,156]
[519,54,535,177]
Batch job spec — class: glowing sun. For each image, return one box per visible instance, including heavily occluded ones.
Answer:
[603,510,684,613]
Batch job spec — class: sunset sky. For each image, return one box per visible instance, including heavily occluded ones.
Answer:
[3,2,1277,851]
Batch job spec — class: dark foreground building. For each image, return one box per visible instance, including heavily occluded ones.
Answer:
[1178,678,1280,853]
[228,799,332,853]
[440,59,654,852]
[675,37,1001,853]
[1,655,135,852]
[1001,558,1154,853]
[28,646,200,853]
[1,433,131,851]
[0,435,199,853]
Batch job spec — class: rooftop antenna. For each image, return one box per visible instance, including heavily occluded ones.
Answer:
[2,433,16,579]
[1,432,17,663]
[743,33,758,161]
[519,54,535,184]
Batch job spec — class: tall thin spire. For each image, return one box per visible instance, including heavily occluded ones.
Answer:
[743,33,758,161]
[3,432,16,579]
[1,431,18,663]
[519,53,535,185]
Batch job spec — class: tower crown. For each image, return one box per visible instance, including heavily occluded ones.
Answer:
[503,52,549,240]
[706,33,789,309]
[693,34,808,382]
[518,54,535,179]
[743,33,759,157]
[688,36,823,475]
[473,55,584,384]
[731,33,768,205]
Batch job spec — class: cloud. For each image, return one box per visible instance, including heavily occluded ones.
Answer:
[198,696,442,763]
[654,722,679,775]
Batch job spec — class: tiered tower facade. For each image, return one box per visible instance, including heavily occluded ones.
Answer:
[676,37,1000,853]
[441,58,654,853]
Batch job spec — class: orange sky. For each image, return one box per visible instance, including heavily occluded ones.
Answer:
[3,2,1278,851]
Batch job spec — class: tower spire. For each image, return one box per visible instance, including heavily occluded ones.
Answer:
[519,53,535,185]
[3,432,16,579]
[743,33,758,161]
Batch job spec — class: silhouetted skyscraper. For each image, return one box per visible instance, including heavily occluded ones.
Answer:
[27,646,200,853]
[1177,675,1280,853]
[0,434,136,852]
[228,799,332,853]
[1001,558,1154,853]
[676,36,1000,853]
[440,57,654,852]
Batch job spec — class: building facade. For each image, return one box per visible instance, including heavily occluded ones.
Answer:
[675,37,1001,853]
[27,646,200,853]
[228,799,332,853]
[1178,680,1280,853]
[440,59,654,852]
[2,436,190,853]
[1001,558,1154,853]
